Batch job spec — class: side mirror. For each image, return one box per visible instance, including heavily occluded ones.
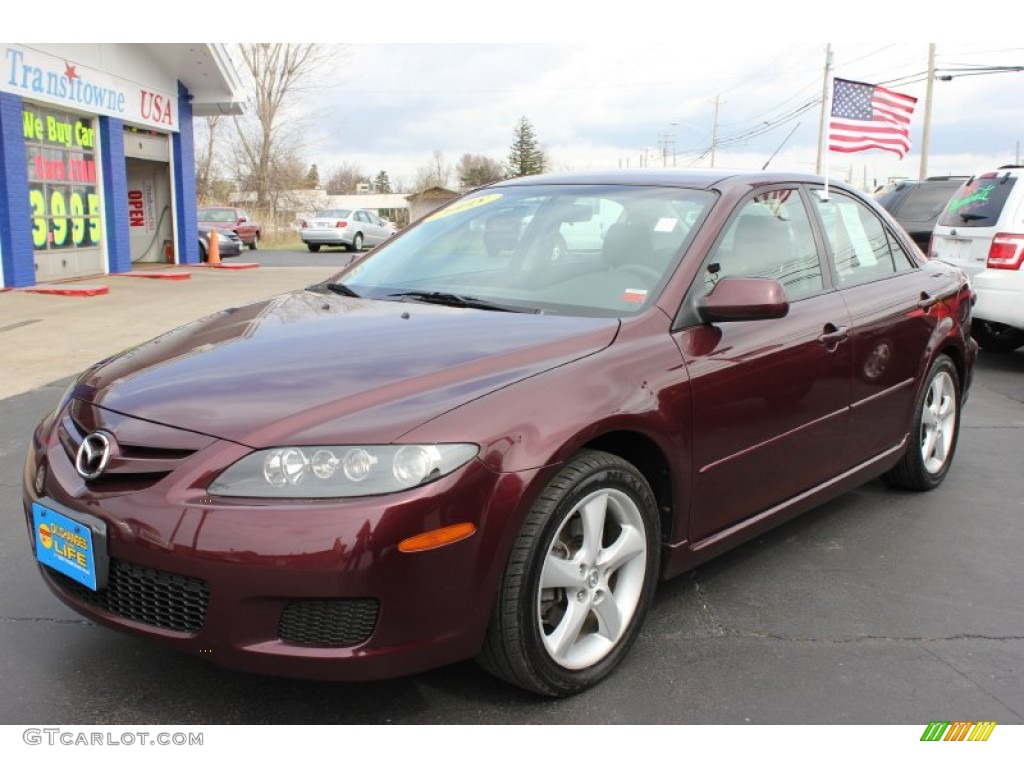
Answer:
[237,215,247,223]
[699,276,789,322]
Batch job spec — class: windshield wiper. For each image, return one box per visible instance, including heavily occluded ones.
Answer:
[324,282,361,298]
[386,291,533,313]
[958,213,987,222]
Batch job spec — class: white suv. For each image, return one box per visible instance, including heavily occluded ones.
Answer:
[930,166,1024,353]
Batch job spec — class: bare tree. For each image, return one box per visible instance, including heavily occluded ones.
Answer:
[194,116,222,203]
[325,162,369,195]
[456,153,505,190]
[231,44,339,211]
[413,150,452,192]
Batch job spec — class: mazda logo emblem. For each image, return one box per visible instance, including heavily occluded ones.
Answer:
[75,432,112,480]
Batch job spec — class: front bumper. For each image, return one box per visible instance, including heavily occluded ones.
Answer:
[23,403,531,682]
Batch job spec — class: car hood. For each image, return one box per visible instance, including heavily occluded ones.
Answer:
[77,290,619,446]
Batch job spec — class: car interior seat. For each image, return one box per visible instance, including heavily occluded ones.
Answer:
[601,221,660,284]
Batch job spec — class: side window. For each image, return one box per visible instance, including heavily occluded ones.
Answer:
[704,188,823,300]
[816,192,900,285]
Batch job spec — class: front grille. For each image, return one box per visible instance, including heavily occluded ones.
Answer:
[57,406,199,494]
[278,599,379,647]
[48,559,210,633]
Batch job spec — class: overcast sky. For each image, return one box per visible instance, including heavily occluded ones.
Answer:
[295,39,1024,191]
[14,5,1024,192]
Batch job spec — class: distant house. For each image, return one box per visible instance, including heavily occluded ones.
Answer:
[406,187,460,222]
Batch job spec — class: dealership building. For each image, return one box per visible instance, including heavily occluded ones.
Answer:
[0,44,243,288]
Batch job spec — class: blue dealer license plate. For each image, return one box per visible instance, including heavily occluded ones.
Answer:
[32,502,106,591]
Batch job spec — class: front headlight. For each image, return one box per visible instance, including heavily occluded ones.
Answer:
[208,443,479,498]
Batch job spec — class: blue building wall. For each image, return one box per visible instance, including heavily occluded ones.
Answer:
[174,81,200,265]
[0,92,36,287]
[98,116,132,275]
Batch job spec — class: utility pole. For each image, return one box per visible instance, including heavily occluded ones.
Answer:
[816,43,833,175]
[919,43,936,180]
[658,133,675,167]
[710,96,721,168]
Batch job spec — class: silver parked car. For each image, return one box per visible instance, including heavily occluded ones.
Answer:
[300,209,397,253]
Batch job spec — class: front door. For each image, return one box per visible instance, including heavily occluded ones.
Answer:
[674,187,852,542]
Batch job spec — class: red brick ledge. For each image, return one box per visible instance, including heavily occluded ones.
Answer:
[112,271,192,280]
[16,285,109,297]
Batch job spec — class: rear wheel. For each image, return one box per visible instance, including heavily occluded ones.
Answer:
[883,354,960,491]
[349,233,364,252]
[306,243,321,253]
[198,243,207,263]
[248,232,259,251]
[971,320,1024,353]
[478,450,660,696]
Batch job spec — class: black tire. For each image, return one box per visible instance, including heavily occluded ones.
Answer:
[349,233,364,252]
[198,243,207,263]
[971,320,1024,353]
[306,243,321,253]
[883,354,961,491]
[248,232,259,251]
[478,449,660,697]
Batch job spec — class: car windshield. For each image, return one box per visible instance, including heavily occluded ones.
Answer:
[198,209,235,222]
[335,184,713,317]
[317,209,352,219]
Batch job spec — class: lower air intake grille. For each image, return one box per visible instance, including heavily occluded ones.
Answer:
[49,559,209,633]
[278,598,379,647]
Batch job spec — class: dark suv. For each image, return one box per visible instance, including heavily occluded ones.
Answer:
[875,176,967,252]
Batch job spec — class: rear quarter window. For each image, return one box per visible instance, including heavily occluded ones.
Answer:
[937,175,1018,228]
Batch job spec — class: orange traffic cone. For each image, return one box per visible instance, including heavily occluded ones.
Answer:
[208,229,221,265]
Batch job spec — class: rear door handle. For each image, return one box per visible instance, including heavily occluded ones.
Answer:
[818,323,849,347]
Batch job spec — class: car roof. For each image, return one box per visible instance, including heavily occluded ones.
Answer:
[487,168,836,191]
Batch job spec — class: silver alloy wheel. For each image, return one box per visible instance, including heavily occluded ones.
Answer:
[920,370,957,474]
[537,488,648,670]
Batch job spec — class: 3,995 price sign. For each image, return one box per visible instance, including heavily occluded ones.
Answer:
[29,188,102,249]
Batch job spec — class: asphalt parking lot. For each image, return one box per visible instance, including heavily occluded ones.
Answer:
[1,250,1022,725]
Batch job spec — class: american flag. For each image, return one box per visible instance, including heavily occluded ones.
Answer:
[829,78,917,159]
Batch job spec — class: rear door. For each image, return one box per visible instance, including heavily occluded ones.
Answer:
[812,187,944,465]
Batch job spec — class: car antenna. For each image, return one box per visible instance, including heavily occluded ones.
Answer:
[762,123,801,170]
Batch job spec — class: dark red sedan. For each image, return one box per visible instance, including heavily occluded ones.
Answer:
[197,206,261,249]
[24,170,976,696]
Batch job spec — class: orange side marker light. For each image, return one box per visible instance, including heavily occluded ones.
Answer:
[399,522,476,553]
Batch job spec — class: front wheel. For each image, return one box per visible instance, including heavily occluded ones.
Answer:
[478,450,660,696]
[883,354,961,491]
[972,320,1024,353]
